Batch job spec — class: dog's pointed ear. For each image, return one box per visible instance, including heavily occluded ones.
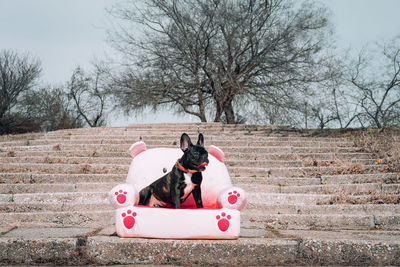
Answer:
[197,133,204,147]
[180,133,192,152]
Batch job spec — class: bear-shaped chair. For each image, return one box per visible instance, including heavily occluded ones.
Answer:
[109,141,246,239]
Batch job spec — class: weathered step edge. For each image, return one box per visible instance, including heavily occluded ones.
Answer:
[1,234,399,266]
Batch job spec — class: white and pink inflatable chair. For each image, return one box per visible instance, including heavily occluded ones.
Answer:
[109,140,246,239]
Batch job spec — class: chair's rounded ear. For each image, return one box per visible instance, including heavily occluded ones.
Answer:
[180,133,192,151]
[197,133,204,146]
[208,145,224,162]
[129,141,146,158]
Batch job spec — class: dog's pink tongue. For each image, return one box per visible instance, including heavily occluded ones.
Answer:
[199,162,208,167]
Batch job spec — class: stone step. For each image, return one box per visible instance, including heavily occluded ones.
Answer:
[0,182,118,194]
[0,155,376,168]
[0,173,126,184]
[0,163,129,174]
[0,162,383,177]
[0,210,114,228]
[44,129,283,138]
[0,150,374,163]
[0,156,132,165]
[36,133,352,143]
[243,210,400,230]
[1,227,399,266]
[0,133,45,143]
[38,129,277,138]
[49,130,291,137]
[1,142,361,154]
[38,128,303,140]
[1,182,266,194]
[2,172,397,187]
[225,151,373,160]
[49,123,216,131]
[322,173,400,184]
[2,195,398,215]
[0,150,129,158]
[2,138,354,148]
[137,139,355,148]
[41,127,293,135]
[123,122,281,130]
[245,203,400,215]
[40,131,296,140]
[250,191,397,206]
[241,183,400,195]
[1,180,398,196]
[2,207,398,231]
[41,123,295,132]
[231,164,385,177]
[249,192,331,205]
[58,128,293,137]
[0,191,330,207]
[0,202,111,213]
[260,173,400,186]
[0,191,109,204]
[226,158,375,168]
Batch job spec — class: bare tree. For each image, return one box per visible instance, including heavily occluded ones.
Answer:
[348,37,400,128]
[304,85,356,129]
[19,86,83,132]
[108,0,213,122]
[67,66,108,127]
[0,50,41,134]
[107,0,335,124]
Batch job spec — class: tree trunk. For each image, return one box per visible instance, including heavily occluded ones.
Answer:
[224,100,235,124]
[195,72,207,122]
[199,111,207,122]
[213,93,236,124]
[214,102,223,122]
[196,88,207,122]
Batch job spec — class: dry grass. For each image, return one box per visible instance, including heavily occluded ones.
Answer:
[53,144,61,151]
[296,161,369,178]
[299,126,400,175]
[324,191,400,205]
[80,164,91,174]
[0,132,43,142]
[43,156,54,164]
[316,186,400,205]
[351,127,400,174]
[303,159,335,167]
[5,150,16,157]
[298,127,400,205]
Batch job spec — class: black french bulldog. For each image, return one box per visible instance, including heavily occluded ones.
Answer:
[138,133,209,209]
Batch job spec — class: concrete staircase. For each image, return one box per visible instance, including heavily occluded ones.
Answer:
[0,123,399,265]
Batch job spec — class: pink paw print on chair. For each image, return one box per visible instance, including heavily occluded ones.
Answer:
[115,190,127,204]
[216,212,231,232]
[228,191,241,204]
[109,184,138,208]
[219,187,246,211]
[121,209,137,229]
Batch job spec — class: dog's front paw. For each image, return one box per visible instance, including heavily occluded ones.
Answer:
[109,184,138,208]
[218,187,246,211]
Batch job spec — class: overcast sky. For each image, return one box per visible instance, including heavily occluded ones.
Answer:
[1,0,400,125]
